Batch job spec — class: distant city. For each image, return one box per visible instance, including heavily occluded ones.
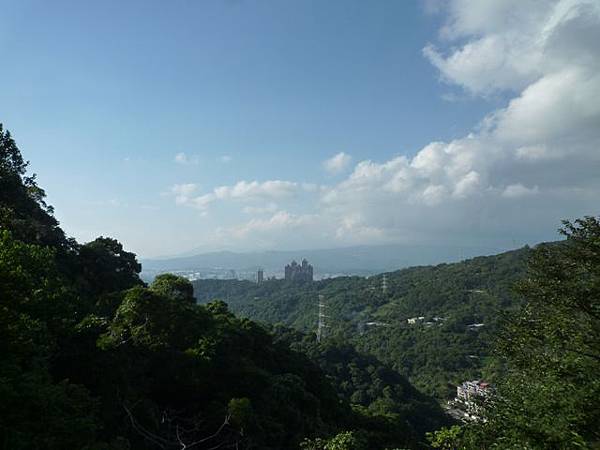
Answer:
[140,243,513,283]
[142,258,323,283]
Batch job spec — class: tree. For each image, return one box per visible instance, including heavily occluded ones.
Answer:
[456,217,600,448]
[99,285,207,351]
[0,231,100,449]
[79,236,143,295]
[150,273,195,304]
[300,431,368,450]
[3,125,399,449]
[0,124,67,248]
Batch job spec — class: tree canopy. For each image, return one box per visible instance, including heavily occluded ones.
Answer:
[2,123,598,449]
[429,217,600,449]
[1,123,438,449]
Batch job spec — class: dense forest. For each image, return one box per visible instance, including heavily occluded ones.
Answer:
[0,128,449,449]
[2,123,599,449]
[194,226,600,447]
[194,247,529,398]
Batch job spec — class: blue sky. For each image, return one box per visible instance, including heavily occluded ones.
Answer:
[1,0,599,257]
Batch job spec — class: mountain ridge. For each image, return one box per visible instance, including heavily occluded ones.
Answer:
[142,242,521,277]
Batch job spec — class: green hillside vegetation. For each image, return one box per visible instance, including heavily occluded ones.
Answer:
[273,327,451,445]
[429,217,600,448]
[3,123,598,449]
[194,247,530,398]
[0,126,447,449]
[194,222,600,447]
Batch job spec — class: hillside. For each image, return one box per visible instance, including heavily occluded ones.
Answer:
[5,122,598,448]
[193,246,532,398]
[1,124,449,450]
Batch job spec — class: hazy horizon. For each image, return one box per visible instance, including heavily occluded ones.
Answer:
[146,238,532,261]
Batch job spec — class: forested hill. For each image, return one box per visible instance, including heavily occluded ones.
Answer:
[0,124,452,449]
[193,246,534,398]
[5,122,598,448]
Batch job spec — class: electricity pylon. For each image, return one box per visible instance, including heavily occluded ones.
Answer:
[317,294,327,343]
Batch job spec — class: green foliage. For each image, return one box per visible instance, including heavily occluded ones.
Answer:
[79,236,143,295]
[452,217,600,448]
[5,124,598,449]
[277,332,451,441]
[0,125,358,449]
[228,397,254,429]
[426,425,465,449]
[99,285,208,350]
[301,431,367,450]
[194,247,529,399]
[0,124,68,249]
[150,273,195,304]
[325,431,368,450]
[0,231,99,449]
[0,219,347,448]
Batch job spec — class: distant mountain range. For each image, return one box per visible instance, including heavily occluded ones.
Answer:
[141,243,519,279]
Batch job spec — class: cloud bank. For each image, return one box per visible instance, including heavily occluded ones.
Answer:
[170,0,600,251]
[171,180,302,211]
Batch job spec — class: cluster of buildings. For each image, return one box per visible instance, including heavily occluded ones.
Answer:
[255,259,315,283]
[448,379,492,421]
[284,259,314,282]
[456,380,491,401]
[406,316,445,326]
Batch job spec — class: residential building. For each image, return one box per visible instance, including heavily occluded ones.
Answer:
[284,259,313,282]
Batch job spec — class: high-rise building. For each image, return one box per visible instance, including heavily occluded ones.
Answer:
[284,258,313,282]
[226,269,237,280]
[257,269,264,284]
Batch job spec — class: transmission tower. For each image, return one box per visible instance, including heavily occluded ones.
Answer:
[382,274,388,294]
[317,294,327,343]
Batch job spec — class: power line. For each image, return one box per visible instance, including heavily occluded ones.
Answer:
[317,294,327,343]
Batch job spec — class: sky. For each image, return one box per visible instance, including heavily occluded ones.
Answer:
[1,0,599,258]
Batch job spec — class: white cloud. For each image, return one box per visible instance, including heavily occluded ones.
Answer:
[453,171,481,198]
[174,152,199,165]
[502,184,540,198]
[219,155,233,163]
[323,152,352,174]
[214,180,299,200]
[312,0,600,245]
[302,183,319,192]
[424,0,600,95]
[335,214,386,241]
[170,183,199,205]
[170,180,301,211]
[242,203,279,214]
[515,145,550,161]
[171,183,198,196]
[226,211,317,239]
[170,1,600,250]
